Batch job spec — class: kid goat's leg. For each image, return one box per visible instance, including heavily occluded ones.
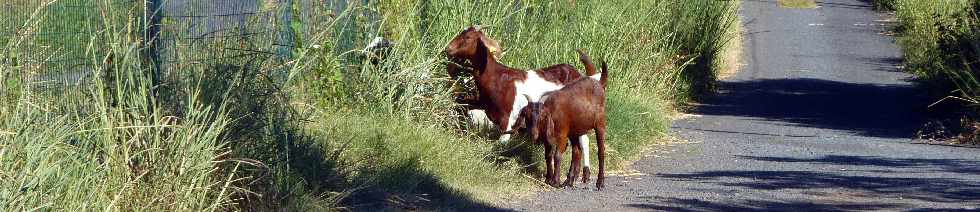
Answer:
[579,135,591,184]
[596,127,608,190]
[564,136,583,187]
[544,143,556,186]
[552,146,563,187]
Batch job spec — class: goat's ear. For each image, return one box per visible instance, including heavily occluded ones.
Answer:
[544,117,555,143]
[478,33,501,58]
[513,113,526,132]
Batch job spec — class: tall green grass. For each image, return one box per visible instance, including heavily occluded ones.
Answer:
[289,0,735,208]
[1,1,242,210]
[2,0,737,210]
[884,0,980,141]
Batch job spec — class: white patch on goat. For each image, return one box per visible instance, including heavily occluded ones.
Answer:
[583,75,599,169]
[498,134,512,144]
[467,109,494,129]
[580,135,591,169]
[589,73,602,81]
[498,71,562,144]
[364,37,386,51]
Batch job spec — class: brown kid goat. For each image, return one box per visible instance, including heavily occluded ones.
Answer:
[514,52,608,189]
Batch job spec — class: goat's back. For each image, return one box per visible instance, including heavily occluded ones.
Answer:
[545,78,606,136]
[535,64,583,85]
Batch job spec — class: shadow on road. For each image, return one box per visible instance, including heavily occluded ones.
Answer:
[861,56,905,73]
[691,78,928,139]
[655,170,980,203]
[743,0,874,10]
[627,197,904,211]
[737,155,980,175]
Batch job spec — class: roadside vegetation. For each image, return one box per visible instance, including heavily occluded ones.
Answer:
[1,0,737,210]
[874,0,980,143]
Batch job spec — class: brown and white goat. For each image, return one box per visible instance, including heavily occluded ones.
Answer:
[445,26,587,111]
[444,26,597,171]
[515,57,608,189]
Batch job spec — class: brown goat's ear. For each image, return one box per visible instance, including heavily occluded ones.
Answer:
[543,116,555,143]
[513,113,526,132]
[478,33,501,58]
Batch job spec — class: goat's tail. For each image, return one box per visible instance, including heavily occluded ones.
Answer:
[576,49,597,76]
[600,60,609,89]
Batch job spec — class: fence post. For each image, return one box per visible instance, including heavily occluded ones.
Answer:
[143,0,162,100]
[275,0,296,83]
[140,0,164,112]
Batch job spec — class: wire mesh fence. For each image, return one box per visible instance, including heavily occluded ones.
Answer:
[0,0,121,89]
[1,0,386,106]
[0,0,343,88]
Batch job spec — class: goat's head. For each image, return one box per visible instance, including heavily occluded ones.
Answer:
[515,94,552,142]
[445,26,501,62]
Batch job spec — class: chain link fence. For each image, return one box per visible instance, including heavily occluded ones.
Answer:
[1,0,371,92]
[1,0,120,89]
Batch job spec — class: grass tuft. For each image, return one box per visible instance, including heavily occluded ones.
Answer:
[778,0,818,9]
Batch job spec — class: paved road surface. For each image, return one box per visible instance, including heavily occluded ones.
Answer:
[508,0,980,211]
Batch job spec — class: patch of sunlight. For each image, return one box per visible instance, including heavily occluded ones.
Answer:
[778,0,818,8]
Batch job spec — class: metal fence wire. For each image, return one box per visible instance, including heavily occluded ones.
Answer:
[1,0,118,88]
[1,0,365,92]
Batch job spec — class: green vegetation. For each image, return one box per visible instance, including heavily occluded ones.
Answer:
[880,0,980,141]
[1,0,737,210]
[0,0,110,71]
[1,3,239,210]
[777,0,818,9]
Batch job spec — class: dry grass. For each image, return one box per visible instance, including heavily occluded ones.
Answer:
[778,0,818,8]
[717,9,744,80]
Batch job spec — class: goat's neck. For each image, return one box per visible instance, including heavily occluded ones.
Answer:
[476,53,517,79]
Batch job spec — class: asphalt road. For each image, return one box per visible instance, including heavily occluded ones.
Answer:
[507,0,980,211]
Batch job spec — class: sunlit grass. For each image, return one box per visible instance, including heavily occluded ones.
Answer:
[886,0,980,142]
[2,0,738,210]
[778,0,818,9]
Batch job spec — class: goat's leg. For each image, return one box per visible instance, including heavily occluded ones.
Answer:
[491,111,512,144]
[552,145,563,188]
[596,127,608,190]
[579,135,591,184]
[563,137,583,187]
[499,99,528,144]
[544,143,555,186]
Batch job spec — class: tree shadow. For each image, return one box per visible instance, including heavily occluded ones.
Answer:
[657,171,980,204]
[737,155,980,175]
[346,157,516,211]
[627,197,905,211]
[743,0,874,10]
[814,0,875,10]
[691,78,928,138]
[228,118,511,211]
[907,208,980,212]
[861,56,905,73]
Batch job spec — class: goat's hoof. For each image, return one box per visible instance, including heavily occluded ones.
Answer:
[561,180,574,188]
[582,169,591,183]
[596,181,605,190]
[546,179,559,187]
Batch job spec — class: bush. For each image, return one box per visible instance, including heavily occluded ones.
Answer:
[886,0,980,142]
